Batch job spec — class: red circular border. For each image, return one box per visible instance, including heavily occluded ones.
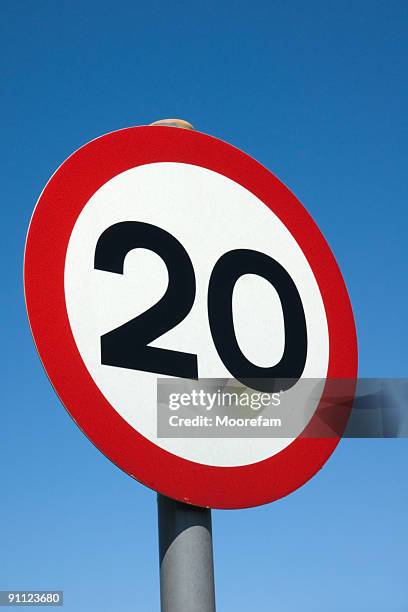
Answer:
[24,126,358,509]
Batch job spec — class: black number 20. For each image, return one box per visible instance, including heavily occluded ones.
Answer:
[94,222,307,391]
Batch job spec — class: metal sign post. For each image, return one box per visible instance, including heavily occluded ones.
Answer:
[158,495,216,612]
[151,119,216,612]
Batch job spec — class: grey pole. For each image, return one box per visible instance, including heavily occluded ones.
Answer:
[150,118,216,612]
[157,495,216,612]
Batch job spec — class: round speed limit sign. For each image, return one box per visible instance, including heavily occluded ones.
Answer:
[24,126,357,508]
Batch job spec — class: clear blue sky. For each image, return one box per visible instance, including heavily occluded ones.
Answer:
[1,1,407,610]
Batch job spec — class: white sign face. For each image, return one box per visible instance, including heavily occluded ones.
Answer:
[25,126,357,508]
[65,162,329,467]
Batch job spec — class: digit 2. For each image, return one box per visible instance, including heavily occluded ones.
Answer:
[94,221,198,379]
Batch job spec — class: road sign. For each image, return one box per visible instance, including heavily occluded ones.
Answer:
[24,126,357,508]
